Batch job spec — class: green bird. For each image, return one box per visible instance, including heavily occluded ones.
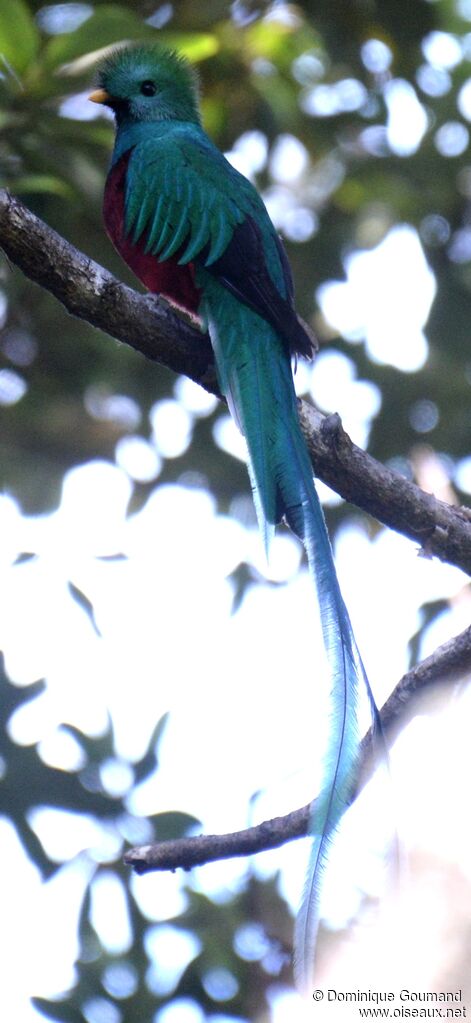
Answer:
[90,44,377,989]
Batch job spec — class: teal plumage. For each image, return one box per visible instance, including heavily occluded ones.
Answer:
[91,43,377,990]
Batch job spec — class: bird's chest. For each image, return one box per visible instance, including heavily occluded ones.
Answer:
[103,151,201,316]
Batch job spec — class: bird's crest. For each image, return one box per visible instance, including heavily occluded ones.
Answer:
[96,43,201,125]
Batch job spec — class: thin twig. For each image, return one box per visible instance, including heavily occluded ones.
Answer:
[124,622,471,873]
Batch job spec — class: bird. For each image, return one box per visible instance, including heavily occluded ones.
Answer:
[89,43,377,991]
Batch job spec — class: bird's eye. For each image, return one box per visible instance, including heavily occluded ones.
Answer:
[140,80,156,96]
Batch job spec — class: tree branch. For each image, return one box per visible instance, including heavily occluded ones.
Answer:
[299,404,471,577]
[124,621,471,873]
[2,190,470,575]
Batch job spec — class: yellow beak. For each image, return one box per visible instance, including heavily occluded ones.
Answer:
[88,88,110,105]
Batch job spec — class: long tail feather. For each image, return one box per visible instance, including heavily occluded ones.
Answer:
[280,428,365,991]
[202,277,377,991]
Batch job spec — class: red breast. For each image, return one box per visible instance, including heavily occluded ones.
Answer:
[104,151,201,316]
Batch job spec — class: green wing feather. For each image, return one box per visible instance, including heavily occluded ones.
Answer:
[122,126,286,290]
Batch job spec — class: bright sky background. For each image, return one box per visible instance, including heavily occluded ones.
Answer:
[2,21,471,1023]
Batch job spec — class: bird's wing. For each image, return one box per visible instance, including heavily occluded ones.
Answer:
[123,130,315,358]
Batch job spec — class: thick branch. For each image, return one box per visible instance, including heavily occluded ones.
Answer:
[0,189,216,391]
[2,190,470,574]
[299,404,471,577]
[125,622,471,873]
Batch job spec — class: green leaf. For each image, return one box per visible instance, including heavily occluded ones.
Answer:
[158,32,220,62]
[68,581,101,635]
[0,0,39,74]
[9,174,75,199]
[132,712,169,782]
[150,810,201,841]
[44,8,219,73]
[44,4,152,69]
[247,15,318,67]
[31,997,83,1023]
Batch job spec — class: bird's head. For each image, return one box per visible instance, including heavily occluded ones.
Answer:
[89,44,201,127]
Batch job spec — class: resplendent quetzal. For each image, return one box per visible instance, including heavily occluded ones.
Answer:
[90,44,377,989]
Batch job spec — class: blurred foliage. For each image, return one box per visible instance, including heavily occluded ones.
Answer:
[1,656,292,1020]
[1,0,471,1019]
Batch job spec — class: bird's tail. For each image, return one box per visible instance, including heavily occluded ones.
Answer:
[203,279,377,992]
